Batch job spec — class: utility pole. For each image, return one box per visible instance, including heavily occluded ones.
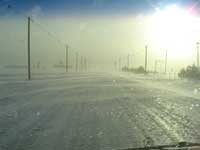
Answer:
[165,50,168,74]
[75,52,78,72]
[154,60,157,73]
[84,58,87,71]
[66,45,69,72]
[119,58,121,71]
[145,45,148,72]
[114,61,117,70]
[27,16,31,80]
[80,56,83,71]
[197,42,199,68]
[130,54,134,68]
[127,54,130,68]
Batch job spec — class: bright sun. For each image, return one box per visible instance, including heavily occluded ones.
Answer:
[145,4,200,59]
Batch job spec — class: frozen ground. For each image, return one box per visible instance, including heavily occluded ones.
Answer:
[0,72,200,150]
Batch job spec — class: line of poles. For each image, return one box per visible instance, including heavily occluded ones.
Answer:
[115,45,168,74]
[27,16,200,80]
[27,16,88,80]
[116,41,200,74]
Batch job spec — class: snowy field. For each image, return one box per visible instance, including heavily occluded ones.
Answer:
[0,71,200,150]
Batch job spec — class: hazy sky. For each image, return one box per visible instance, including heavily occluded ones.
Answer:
[1,0,200,72]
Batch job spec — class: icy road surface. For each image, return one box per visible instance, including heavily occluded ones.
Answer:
[0,72,200,150]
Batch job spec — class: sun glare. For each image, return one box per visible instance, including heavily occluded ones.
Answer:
[146,4,200,59]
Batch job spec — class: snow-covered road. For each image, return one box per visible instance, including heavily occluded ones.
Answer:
[0,72,200,150]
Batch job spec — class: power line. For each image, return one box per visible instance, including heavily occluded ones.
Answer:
[31,18,83,56]
[30,18,65,47]
[0,2,68,49]
[1,2,81,55]
[0,2,88,75]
